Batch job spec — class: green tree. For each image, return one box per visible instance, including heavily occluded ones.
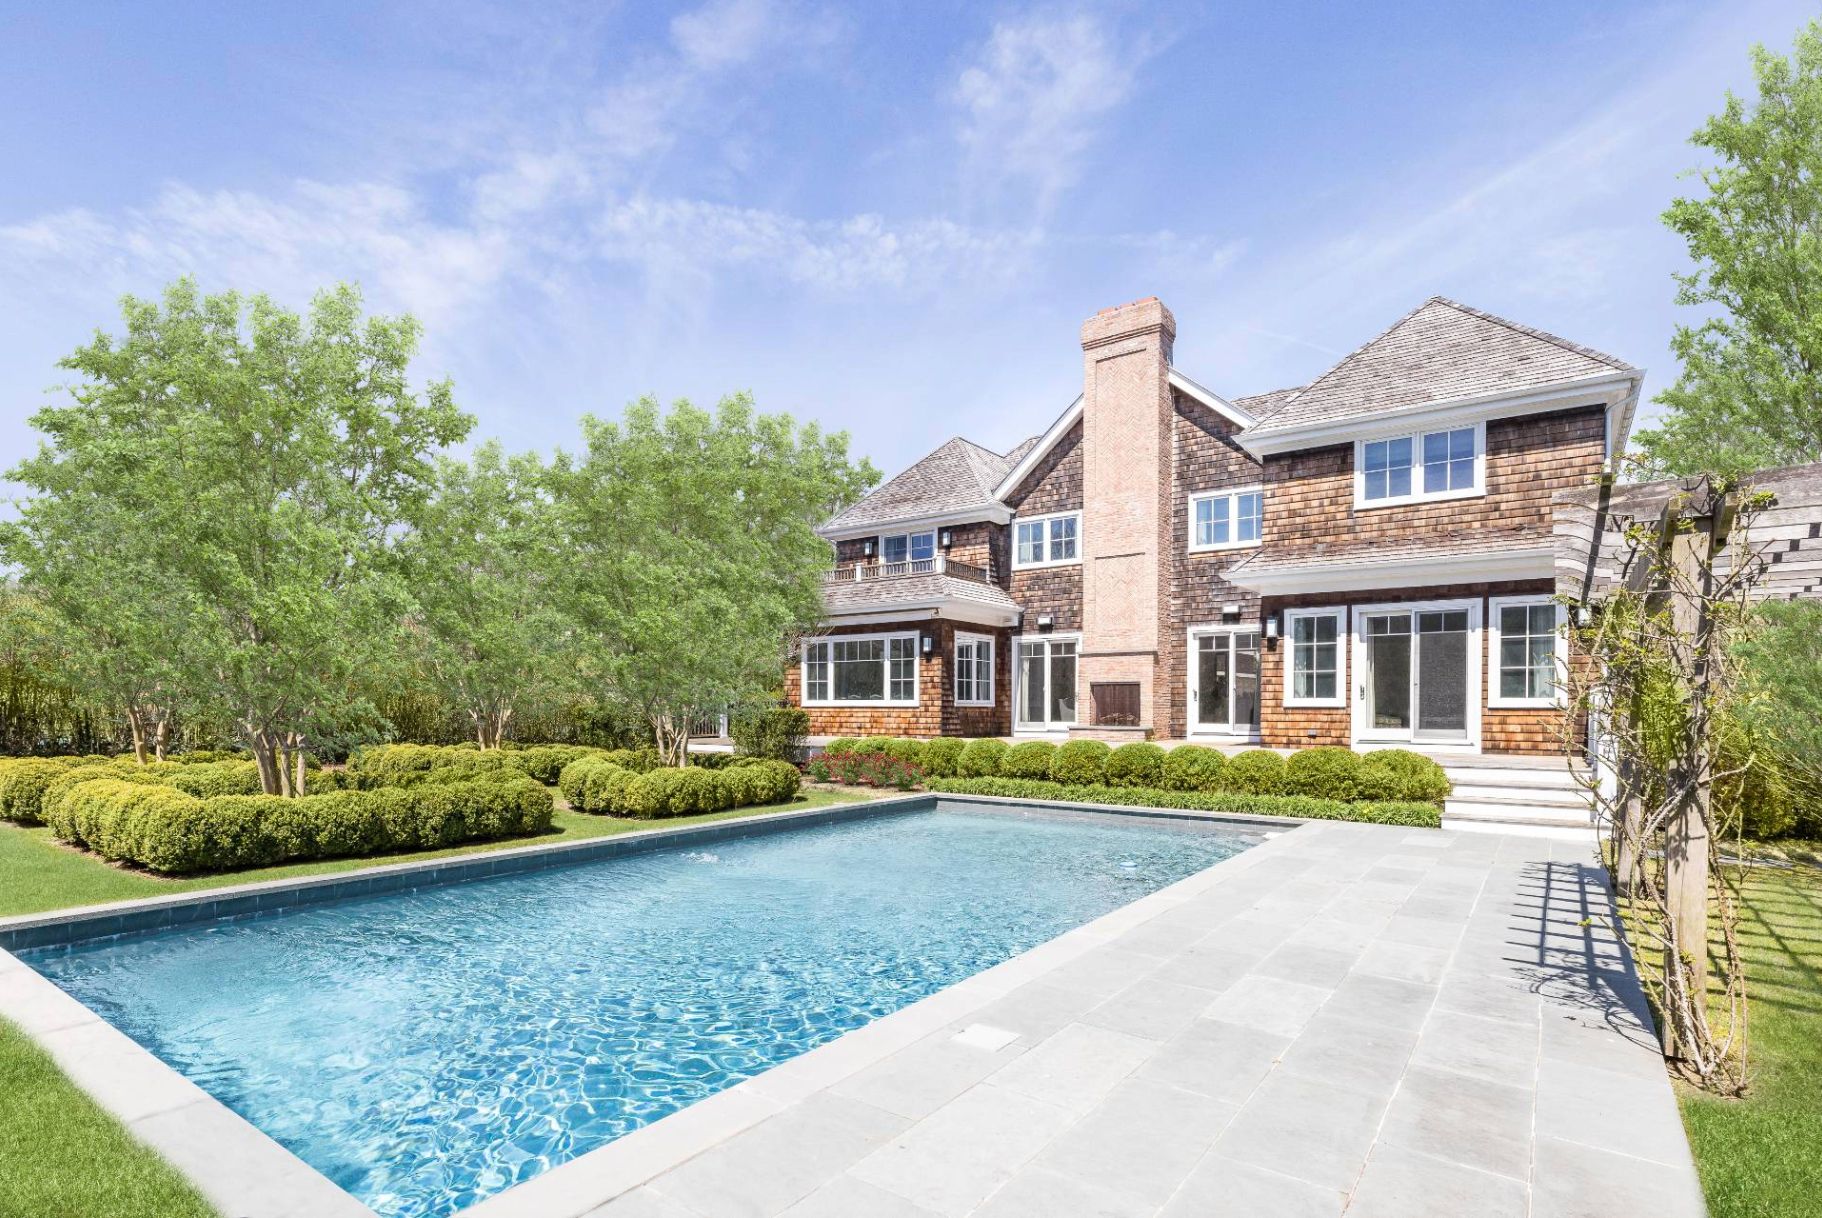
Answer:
[1636,20,1822,476]
[397,442,564,747]
[6,279,471,792]
[549,395,875,765]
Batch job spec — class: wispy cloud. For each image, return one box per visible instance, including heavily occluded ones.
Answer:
[952,11,1161,213]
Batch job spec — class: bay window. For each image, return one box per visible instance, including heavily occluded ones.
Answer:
[801,632,919,706]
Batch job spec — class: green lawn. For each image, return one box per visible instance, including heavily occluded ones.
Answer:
[0,785,874,918]
[1680,866,1822,1217]
[0,783,877,1218]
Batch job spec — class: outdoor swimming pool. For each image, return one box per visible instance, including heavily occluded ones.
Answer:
[22,800,1259,1218]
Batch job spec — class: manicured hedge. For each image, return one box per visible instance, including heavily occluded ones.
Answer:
[1000,740,1056,780]
[920,738,964,778]
[1161,744,1223,792]
[1284,747,1360,802]
[1360,749,1453,803]
[1051,740,1110,785]
[1223,749,1288,795]
[39,771,555,873]
[958,738,1008,777]
[925,777,1440,828]
[1105,742,1165,788]
[0,757,81,824]
[559,756,801,818]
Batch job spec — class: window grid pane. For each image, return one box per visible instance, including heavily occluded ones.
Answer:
[1497,602,1557,701]
[1049,516,1078,561]
[1237,492,1262,543]
[1291,615,1339,700]
[882,535,907,563]
[1016,521,1044,565]
[909,531,936,562]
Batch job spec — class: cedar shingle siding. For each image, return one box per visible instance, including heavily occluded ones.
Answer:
[791,296,1637,755]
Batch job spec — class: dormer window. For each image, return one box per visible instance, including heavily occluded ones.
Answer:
[880,530,936,564]
[1355,423,1484,508]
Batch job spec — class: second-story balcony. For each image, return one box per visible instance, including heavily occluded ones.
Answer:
[818,554,1019,629]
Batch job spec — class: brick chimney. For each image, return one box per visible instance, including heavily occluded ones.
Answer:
[1075,297,1175,737]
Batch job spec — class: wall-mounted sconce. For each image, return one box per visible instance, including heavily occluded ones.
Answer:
[921,634,935,657]
[1221,602,1241,619]
[862,540,875,557]
[1263,614,1280,640]
[939,529,954,549]
[1036,612,1054,630]
[1572,605,1590,627]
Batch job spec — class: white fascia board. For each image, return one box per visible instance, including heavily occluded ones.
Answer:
[1168,368,1255,429]
[1604,374,1645,465]
[1227,546,1556,596]
[992,395,1083,502]
[817,504,1014,542]
[1234,372,1643,458]
[822,598,1020,629]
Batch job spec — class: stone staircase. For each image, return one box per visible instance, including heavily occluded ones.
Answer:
[1437,755,1596,838]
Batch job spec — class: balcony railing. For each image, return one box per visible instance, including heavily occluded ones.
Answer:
[822,555,997,587]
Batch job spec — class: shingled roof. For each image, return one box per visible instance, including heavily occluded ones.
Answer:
[1241,297,1638,438]
[820,436,1019,535]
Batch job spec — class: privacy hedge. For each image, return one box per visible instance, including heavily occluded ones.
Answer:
[805,737,1450,806]
[925,777,1441,828]
[558,756,801,818]
[37,771,554,873]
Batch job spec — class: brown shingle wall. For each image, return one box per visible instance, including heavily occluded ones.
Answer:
[1262,406,1606,553]
[1004,420,1084,632]
[1163,393,1265,739]
[783,620,1011,739]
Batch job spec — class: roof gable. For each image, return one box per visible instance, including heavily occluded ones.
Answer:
[1243,297,1637,437]
[820,436,1015,536]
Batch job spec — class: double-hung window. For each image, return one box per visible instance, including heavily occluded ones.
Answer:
[1284,608,1346,706]
[801,633,919,705]
[880,530,936,566]
[1357,424,1483,507]
[1012,511,1082,569]
[1188,487,1264,552]
[1489,597,1564,707]
[954,633,994,705]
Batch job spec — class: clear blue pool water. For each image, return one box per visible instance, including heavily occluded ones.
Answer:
[25,801,1257,1218]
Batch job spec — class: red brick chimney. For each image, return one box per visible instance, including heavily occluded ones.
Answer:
[1076,297,1175,737]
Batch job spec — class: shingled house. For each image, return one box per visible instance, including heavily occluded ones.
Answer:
[788,296,1642,766]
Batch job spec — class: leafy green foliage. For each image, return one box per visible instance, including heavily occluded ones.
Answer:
[1221,749,1287,795]
[1050,740,1110,785]
[957,738,1008,777]
[1160,745,1223,792]
[1636,21,1822,475]
[1284,747,1362,801]
[919,738,964,778]
[1359,749,1453,804]
[730,705,810,760]
[925,777,1440,828]
[1104,742,1165,788]
[1000,740,1057,780]
[565,756,800,816]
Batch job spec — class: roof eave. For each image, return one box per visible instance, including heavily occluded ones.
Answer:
[1226,545,1556,596]
[1235,371,1643,458]
[817,503,1014,541]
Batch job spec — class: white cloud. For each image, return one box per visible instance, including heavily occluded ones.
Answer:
[594,196,1040,291]
[952,12,1159,212]
[671,0,777,69]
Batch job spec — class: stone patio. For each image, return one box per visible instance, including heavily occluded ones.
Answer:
[483,817,1704,1218]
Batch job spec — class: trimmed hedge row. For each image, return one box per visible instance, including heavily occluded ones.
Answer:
[557,755,801,818]
[39,771,554,873]
[0,757,357,825]
[817,738,1451,805]
[925,777,1441,828]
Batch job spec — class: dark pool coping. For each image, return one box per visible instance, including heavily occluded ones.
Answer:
[0,793,1308,1218]
[0,793,1297,955]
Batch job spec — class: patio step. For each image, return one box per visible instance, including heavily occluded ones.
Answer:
[1439,755,1594,836]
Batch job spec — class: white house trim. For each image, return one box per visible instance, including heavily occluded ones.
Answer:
[821,599,1021,629]
[1282,606,1348,709]
[1185,623,1265,741]
[1486,595,1569,709]
[1348,597,1484,753]
[1010,509,1083,571]
[800,629,921,709]
[1351,421,1487,511]
[954,631,996,707]
[817,503,1014,542]
[1229,545,1554,596]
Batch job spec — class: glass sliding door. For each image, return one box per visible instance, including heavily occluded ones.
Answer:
[1017,638,1078,730]
[1192,631,1261,735]
[1414,610,1469,740]
[1364,614,1412,732]
[1356,603,1476,745]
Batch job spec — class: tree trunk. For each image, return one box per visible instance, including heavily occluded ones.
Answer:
[652,712,690,767]
[153,713,169,763]
[1615,755,1643,898]
[126,706,149,764]
[291,733,307,797]
[250,729,284,795]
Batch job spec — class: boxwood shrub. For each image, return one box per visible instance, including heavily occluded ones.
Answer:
[1050,739,1110,785]
[1001,740,1057,780]
[924,776,1439,828]
[823,738,858,757]
[564,757,801,818]
[0,757,79,824]
[882,738,928,767]
[957,738,1008,778]
[1360,749,1452,803]
[1221,749,1287,795]
[1105,742,1165,788]
[856,735,896,757]
[919,738,964,778]
[1160,745,1223,792]
[1284,747,1361,801]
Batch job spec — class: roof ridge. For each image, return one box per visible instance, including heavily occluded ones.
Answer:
[1275,296,1440,407]
[1427,296,1637,373]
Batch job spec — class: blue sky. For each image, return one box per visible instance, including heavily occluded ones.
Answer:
[1,0,1814,479]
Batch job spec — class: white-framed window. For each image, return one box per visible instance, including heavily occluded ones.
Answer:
[1188,487,1264,552]
[1284,607,1347,707]
[954,633,995,706]
[880,530,936,564]
[801,631,920,706]
[1488,596,1566,708]
[1011,510,1082,569]
[1354,422,1485,509]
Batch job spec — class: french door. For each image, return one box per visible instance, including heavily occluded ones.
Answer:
[1190,630,1261,735]
[1355,602,1477,745]
[1016,637,1078,730]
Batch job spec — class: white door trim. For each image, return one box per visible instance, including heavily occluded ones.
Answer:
[1012,632,1083,733]
[1185,624,1264,741]
[1349,597,1483,753]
